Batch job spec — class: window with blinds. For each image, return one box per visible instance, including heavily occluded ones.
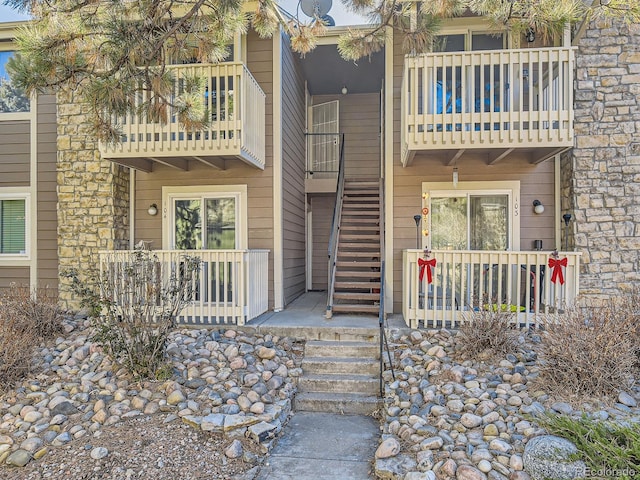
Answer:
[0,199,26,254]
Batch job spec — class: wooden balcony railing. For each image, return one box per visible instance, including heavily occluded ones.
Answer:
[99,62,266,169]
[402,249,581,329]
[99,249,269,326]
[401,47,575,164]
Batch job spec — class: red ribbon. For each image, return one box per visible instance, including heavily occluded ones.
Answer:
[418,258,436,284]
[548,257,568,285]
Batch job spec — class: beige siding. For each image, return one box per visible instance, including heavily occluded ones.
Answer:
[311,193,335,290]
[37,95,59,290]
[0,267,29,290]
[135,32,276,308]
[0,120,30,186]
[391,37,556,313]
[280,34,307,304]
[312,93,381,179]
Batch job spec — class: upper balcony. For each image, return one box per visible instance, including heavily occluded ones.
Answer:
[99,62,266,171]
[401,46,575,166]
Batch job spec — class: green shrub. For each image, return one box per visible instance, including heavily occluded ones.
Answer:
[66,249,200,379]
[537,414,640,480]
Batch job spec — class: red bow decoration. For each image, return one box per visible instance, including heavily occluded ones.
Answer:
[548,257,568,285]
[418,258,437,284]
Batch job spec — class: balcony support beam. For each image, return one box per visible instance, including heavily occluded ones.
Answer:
[446,149,465,166]
[530,147,568,165]
[487,148,514,165]
[193,156,226,170]
[149,157,189,171]
[112,158,153,173]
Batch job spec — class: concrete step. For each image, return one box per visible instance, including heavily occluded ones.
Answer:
[299,373,379,395]
[294,392,380,415]
[302,356,380,375]
[305,340,379,358]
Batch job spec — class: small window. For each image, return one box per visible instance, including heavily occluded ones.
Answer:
[0,51,30,113]
[0,198,27,255]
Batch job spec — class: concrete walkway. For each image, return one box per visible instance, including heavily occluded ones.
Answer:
[255,412,379,480]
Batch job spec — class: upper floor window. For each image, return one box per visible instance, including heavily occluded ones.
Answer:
[0,50,30,113]
[434,32,505,52]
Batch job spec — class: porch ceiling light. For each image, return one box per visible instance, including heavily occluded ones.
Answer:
[148,203,158,216]
[341,85,348,95]
[533,199,544,214]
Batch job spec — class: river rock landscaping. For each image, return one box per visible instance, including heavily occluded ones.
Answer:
[0,316,304,479]
[376,328,640,480]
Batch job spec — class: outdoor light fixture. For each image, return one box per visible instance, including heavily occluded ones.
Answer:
[413,215,422,249]
[341,85,348,95]
[148,204,158,216]
[563,213,572,251]
[452,167,459,188]
[533,199,545,214]
[525,29,535,43]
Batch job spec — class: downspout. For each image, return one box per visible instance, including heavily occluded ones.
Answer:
[129,168,135,249]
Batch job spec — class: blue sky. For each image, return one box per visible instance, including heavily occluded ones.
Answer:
[0,4,29,22]
[0,1,366,25]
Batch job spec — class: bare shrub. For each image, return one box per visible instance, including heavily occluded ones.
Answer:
[65,249,200,380]
[1,285,63,338]
[455,308,520,361]
[0,317,36,391]
[534,295,640,401]
[0,285,63,391]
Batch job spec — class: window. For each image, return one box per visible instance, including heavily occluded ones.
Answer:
[0,195,28,256]
[423,181,520,251]
[0,50,30,113]
[163,185,247,250]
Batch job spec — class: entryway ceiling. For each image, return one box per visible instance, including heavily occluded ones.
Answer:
[300,44,384,95]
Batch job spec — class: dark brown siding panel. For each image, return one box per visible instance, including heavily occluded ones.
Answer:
[311,194,335,290]
[0,120,30,186]
[312,93,381,179]
[37,94,59,291]
[280,33,307,304]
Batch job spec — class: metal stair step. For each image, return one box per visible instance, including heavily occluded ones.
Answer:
[334,292,380,300]
[331,304,380,314]
[336,261,381,268]
[335,281,381,289]
[335,271,381,278]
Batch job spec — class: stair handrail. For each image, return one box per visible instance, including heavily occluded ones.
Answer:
[326,133,346,318]
[378,180,395,396]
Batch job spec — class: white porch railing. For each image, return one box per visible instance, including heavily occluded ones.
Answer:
[402,47,574,160]
[99,249,269,326]
[403,249,581,329]
[99,62,266,169]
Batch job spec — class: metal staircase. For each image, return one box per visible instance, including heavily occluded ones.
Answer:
[327,178,382,317]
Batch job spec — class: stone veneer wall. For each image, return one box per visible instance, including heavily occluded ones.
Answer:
[567,19,640,299]
[57,90,130,309]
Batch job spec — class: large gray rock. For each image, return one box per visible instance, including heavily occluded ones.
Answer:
[523,435,586,480]
[375,454,418,479]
